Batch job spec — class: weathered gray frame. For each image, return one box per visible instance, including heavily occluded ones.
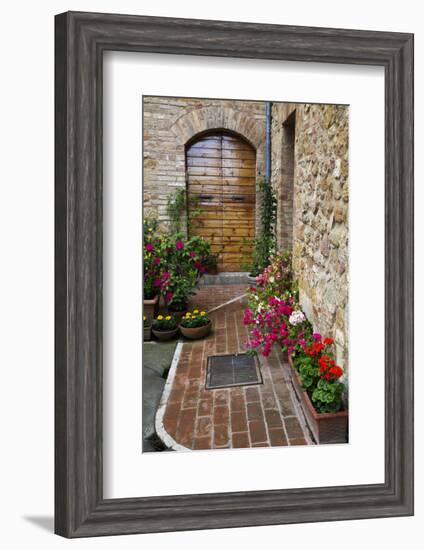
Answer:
[55,11,414,538]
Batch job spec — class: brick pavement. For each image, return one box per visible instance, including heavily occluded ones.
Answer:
[161,294,310,450]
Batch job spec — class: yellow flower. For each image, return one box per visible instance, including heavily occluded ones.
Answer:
[186,312,191,317]
[193,309,199,314]
[157,315,163,321]
[200,311,206,316]
[165,315,171,321]
[143,315,146,321]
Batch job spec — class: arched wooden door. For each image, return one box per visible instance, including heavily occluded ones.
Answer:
[186,131,256,272]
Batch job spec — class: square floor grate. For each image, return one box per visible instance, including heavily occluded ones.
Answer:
[205,353,262,390]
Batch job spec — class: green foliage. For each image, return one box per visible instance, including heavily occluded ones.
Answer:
[180,310,210,328]
[187,195,204,232]
[250,177,277,275]
[296,357,319,390]
[166,190,204,235]
[143,216,161,299]
[152,314,178,331]
[166,189,187,234]
[143,216,159,240]
[187,235,212,260]
[312,379,345,413]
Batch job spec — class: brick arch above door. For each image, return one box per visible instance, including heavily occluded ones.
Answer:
[170,106,265,175]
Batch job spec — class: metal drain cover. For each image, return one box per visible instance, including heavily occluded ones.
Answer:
[206,353,262,390]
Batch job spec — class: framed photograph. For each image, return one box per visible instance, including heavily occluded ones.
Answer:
[55,11,414,537]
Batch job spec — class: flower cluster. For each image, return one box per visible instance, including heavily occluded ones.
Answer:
[143,220,212,308]
[180,309,210,328]
[289,310,306,326]
[293,333,345,413]
[244,258,312,358]
[143,218,162,299]
[152,314,177,331]
[318,354,344,381]
[243,250,346,414]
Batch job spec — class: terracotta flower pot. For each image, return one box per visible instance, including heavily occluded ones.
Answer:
[143,325,152,341]
[143,294,159,321]
[287,355,304,402]
[179,321,212,340]
[287,354,348,444]
[152,327,179,341]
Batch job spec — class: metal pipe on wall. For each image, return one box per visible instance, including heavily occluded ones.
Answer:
[265,101,272,180]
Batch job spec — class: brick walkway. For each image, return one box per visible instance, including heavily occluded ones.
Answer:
[188,283,247,313]
[160,294,311,450]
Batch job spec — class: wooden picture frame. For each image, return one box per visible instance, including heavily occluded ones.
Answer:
[55,11,414,537]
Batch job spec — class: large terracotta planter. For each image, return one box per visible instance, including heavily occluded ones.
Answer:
[152,327,179,341]
[143,294,159,321]
[288,355,348,444]
[179,321,212,340]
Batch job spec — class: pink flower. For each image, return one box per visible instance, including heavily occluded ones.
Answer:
[175,240,184,250]
[243,309,253,325]
[153,278,161,287]
[153,256,160,265]
[162,271,170,280]
[189,251,196,258]
[313,333,322,341]
[145,243,154,252]
[263,341,272,357]
[165,292,173,303]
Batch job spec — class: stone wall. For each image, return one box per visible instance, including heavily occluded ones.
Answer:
[272,103,349,371]
[143,96,266,233]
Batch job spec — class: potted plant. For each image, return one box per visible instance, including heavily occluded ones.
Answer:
[143,217,161,320]
[288,335,348,444]
[143,315,152,341]
[157,235,200,318]
[151,314,179,341]
[179,309,212,340]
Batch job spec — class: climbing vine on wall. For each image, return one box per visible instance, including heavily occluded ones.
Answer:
[251,177,277,275]
[166,188,203,235]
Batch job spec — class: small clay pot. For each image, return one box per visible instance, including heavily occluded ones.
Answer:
[143,325,152,341]
[152,327,179,341]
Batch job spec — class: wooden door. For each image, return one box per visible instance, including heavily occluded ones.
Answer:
[186,131,256,272]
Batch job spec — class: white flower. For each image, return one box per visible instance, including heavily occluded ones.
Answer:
[289,310,306,326]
